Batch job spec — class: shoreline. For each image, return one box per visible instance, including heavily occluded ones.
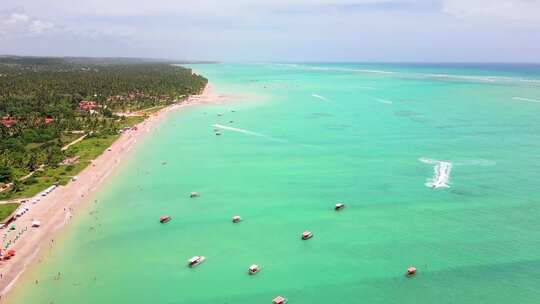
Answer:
[0,84,221,301]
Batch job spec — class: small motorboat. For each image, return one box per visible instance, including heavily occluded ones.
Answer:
[335,203,346,211]
[248,264,261,275]
[272,296,287,304]
[232,215,242,223]
[159,216,171,223]
[188,256,206,268]
[301,231,313,240]
[190,192,200,198]
[215,132,222,136]
[407,266,417,276]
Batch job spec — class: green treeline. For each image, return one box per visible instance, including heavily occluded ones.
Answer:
[0,57,207,193]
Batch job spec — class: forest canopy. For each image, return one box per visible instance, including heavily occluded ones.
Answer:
[0,56,207,194]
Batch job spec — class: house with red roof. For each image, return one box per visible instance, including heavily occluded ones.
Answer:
[79,101,99,111]
[1,117,17,127]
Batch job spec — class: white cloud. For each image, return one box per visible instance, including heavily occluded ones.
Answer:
[442,0,540,23]
[0,12,55,36]
[2,0,419,18]
[0,0,538,61]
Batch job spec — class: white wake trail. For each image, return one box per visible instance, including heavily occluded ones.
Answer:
[213,124,285,142]
[513,97,540,103]
[372,97,393,105]
[312,94,329,101]
[420,158,452,189]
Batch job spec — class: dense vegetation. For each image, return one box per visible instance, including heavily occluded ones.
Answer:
[0,56,207,200]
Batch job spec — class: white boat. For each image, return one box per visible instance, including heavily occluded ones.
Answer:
[159,215,171,223]
[188,256,206,267]
[232,215,242,223]
[302,231,313,240]
[31,220,41,227]
[248,264,261,275]
[273,296,287,304]
[335,203,345,211]
[407,266,417,276]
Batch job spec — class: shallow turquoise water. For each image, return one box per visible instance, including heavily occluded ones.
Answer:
[10,63,540,303]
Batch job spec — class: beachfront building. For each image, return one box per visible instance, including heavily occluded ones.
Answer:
[44,116,54,125]
[1,117,18,128]
[79,101,100,111]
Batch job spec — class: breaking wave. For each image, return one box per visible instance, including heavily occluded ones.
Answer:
[271,64,540,86]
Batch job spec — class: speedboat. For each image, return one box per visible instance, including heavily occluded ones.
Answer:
[159,215,171,223]
[232,215,242,223]
[273,296,287,304]
[248,264,261,275]
[301,231,313,240]
[335,203,345,211]
[188,256,206,268]
[407,266,417,276]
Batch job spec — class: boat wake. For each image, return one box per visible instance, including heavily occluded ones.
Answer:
[372,97,393,104]
[213,124,285,142]
[420,158,452,189]
[513,97,540,103]
[454,159,496,166]
[312,94,329,101]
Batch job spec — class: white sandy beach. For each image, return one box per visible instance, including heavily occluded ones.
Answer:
[0,85,222,300]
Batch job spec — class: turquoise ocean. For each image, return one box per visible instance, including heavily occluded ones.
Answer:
[9,63,540,303]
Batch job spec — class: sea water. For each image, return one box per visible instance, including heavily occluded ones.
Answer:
[9,63,540,303]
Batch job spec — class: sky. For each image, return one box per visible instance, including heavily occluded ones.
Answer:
[0,0,539,62]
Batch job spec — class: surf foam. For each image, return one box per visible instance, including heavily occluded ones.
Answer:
[273,63,540,86]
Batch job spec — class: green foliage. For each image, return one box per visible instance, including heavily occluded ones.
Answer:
[0,57,207,197]
[0,164,12,183]
[0,203,19,222]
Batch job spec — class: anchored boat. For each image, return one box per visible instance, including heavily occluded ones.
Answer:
[248,264,261,275]
[159,216,171,223]
[188,256,206,268]
[335,203,345,211]
[232,215,242,223]
[272,296,287,304]
[301,231,313,240]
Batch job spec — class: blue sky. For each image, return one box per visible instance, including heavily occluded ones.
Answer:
[0,0,539,62]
